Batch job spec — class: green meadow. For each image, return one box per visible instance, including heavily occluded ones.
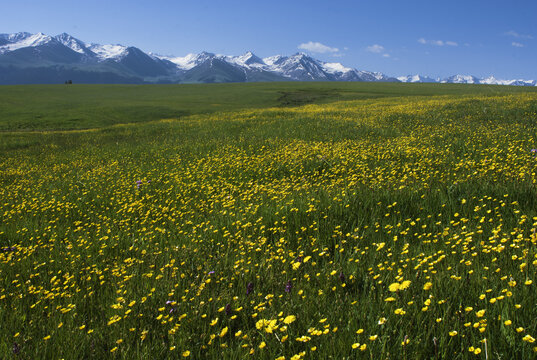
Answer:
[1,81,535,131]
[1,82,537,359]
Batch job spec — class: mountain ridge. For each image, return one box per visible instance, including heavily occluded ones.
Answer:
[0,31,535,86]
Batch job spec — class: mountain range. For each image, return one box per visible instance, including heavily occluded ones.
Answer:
[0,32,535,86]
[397,74,537,86]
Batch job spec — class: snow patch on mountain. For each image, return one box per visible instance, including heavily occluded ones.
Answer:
[397,75,438,83]
[399,74,537,86]
[55,33,90,55]
[0,32,53,53]
[226,51,265,67]
[87,44,128,60]
[442,75,480,84]
[262,55,285,66]
[0,32,32,43]
[159,52,218,70]
[480,76,537,86]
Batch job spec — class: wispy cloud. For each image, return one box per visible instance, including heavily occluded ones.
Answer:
[366,44,391,58]
[512,42,524,48]
[298,41,339,53]
[505,30,533,39]
[418,38,458,46]
[366,44,384,53]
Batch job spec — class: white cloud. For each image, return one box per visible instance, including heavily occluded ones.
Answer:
[418,38,458,46]
[366,44,384,53]
[298,41,339,53]
[366,44,390,58]
[505,30,533,39]
[512,42,524,47]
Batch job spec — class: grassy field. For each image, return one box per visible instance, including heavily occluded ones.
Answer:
[1,83,537,359]
[1,81,536,131]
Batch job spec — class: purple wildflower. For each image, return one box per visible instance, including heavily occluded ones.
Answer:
[246,282,254,295]
[166,300,176,313]
[135,180,142,189]
[285,280,293,293]
[208,271,215,275]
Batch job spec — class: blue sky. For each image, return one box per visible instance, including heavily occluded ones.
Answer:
[2,0,536,79]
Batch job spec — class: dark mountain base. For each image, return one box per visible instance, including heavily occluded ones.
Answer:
[0,66,142,85]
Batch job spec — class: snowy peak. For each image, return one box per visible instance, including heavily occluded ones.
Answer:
[54,33,92,55]
[229,51,265,66]
[480,76,537,86]
[162,53,202,70]
[0,32,32,43]
[263,55,285,66]
[397,75,438,83]
[195,51,217,62]
[159,52,218,70]
[0,31,128,60]
[87,43,128,60]
[442,74,480,84]
[398,74,537,86]
[264,52,330,80]
[0,32,54,54]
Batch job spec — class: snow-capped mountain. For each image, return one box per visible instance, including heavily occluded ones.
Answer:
[0,31,401,84]
[0,32,53,54]
[55,33,95,57]
[397,75,438,83]
[153,51,397,82]
[479,76,537,86]
[158,51,216,70]
[442,75,481,84]
[0,31,535,86]
[228,51,265,67]
[398,74,537,86]
[87,43,127,60]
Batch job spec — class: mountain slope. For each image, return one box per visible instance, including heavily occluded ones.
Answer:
[182,57,247,83]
